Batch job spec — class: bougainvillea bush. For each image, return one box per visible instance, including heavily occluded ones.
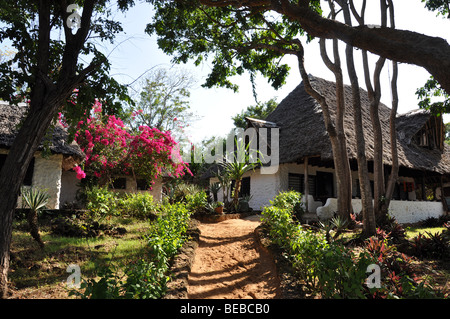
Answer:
[72,100,191,188]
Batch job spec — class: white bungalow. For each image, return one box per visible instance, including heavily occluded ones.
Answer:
[210,76,450,224]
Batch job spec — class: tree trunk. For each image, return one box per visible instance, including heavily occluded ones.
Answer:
[383,61,399,216]
[297,42,352,220]
[369,87,386,218]
[27,209,45,249]
[304,157,309,213]
[0,95,61,297]
[318,21,352,219]
[341,2,376,236]
[382,1,400,217]
[233,179,241,207]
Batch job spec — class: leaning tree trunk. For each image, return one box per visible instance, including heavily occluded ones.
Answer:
[297,43,352,220]
[382,2,400,217]
[340,1,376,236]
[0,0,98,298]
[27,209,45,249]
[0,93,62,297]
[318,32,353,220]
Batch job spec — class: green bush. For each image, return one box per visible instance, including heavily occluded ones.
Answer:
[270,190,305,220]
[262,193,377,298]
[261,205,298,250]
[263,192,444,299]
[185,191,208,213]
[147,201,192,259]
[315,244,375,299]
[84,185,118,220]
[120,192,158,219]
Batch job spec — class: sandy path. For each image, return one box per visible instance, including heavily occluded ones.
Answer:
[187,216,280,299]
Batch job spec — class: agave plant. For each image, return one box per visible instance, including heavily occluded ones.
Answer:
[219,137,261,209]
[21,187,50,248]
[209,182,221,201]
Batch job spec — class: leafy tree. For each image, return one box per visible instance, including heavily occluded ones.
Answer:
[232,98,277,129]
[148,0,450,94]
[125,67,198,138]
[416,2,450,115]
[422,0,450,17]
[0,0,135,298]
[416,76,450,115]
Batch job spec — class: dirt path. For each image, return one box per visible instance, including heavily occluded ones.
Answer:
[187,215,280,299]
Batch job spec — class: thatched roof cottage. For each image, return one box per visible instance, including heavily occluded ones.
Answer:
[0,102,85,209]
[212,76,450,224]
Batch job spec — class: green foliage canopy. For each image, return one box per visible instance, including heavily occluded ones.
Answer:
[232,98,277,129]
[0,0,135,136]
[146,0,319,93]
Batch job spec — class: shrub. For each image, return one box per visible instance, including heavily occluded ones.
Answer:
[146,202,192,260]
[123,258,169,299]
[262,201,376,298]
[172,183,203,202]
[120,192,158,219]
[270,190,305,220]
[185,191,208,213]
[261,205,297,250]
[410,231,450,259]
[315,244,375,299]
[83,185,118,220]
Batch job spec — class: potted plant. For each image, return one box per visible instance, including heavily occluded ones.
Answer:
[214,201,224,214]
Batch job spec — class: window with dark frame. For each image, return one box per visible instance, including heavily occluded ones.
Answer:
[111,177,127,190]
[288,173,316,197]
[136,178,149,191]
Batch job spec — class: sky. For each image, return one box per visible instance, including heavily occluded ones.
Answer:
[101,1,450,145]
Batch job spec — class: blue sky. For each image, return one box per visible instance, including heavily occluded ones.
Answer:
[101,1,450,144]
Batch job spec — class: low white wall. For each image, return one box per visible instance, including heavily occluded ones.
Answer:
[316,198,444,224]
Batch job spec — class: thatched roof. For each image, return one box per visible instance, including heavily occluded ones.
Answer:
[0,102,85,162]
[248,75,450,175]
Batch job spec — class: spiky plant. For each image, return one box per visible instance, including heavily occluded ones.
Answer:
[21,187,49,248]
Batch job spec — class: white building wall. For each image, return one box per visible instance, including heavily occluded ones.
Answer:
[60,170,81,208]
[30,153,63,209]
[209,162,445,224]
[248,169,281,210]
[209,168,282,210]
[2,148,66,210]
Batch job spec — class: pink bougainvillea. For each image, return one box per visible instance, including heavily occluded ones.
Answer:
[73,165,86,180]
[74,100,191,186]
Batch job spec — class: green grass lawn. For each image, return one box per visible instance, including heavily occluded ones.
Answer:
[404,225,446,239]
[9,215,151,298]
